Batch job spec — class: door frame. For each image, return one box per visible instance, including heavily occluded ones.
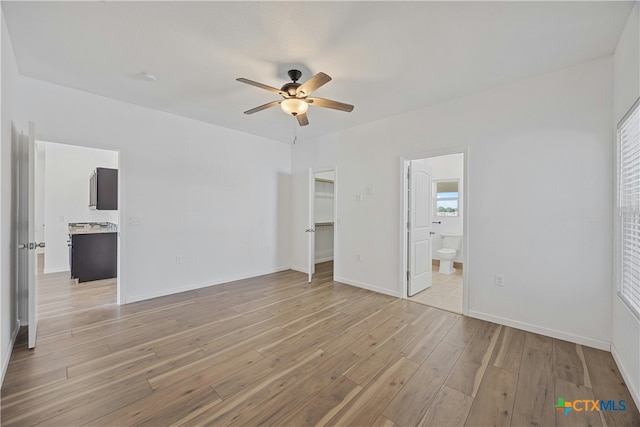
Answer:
[400,146,469,315]
[35,140,124,305]
[311,167,338,281]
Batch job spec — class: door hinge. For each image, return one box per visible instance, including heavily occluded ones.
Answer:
[407,271,410,282]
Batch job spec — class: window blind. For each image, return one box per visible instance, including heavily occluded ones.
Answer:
[618,98,640,317]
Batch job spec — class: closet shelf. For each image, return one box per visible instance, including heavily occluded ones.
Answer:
[315,222,334,227]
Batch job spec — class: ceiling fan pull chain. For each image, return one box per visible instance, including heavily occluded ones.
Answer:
[293,120,298,144]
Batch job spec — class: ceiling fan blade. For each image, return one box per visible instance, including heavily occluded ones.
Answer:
[296,112,309,126]
[307,97,354,112]
[243,100,281,115]
[237,78,285,96]
[296,72,332,97]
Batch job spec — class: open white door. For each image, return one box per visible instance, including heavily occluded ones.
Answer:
[17,122,39,348]
[306,168,315,283]
[408,160,433,296]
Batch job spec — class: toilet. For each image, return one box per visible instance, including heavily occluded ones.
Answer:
[437,235,462,274]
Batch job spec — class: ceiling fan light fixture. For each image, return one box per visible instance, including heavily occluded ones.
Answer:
[280,98,308,116]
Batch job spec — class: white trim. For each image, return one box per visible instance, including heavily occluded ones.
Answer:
[290,265,308,274]
[314,256,334,264]
[311,167,338,282]
[1,323,20,386]
[611,343,640,411]
[116,150,123,305]
[42,267,70,274]
[123,266,291,304]
[334,276,401,298]
[617,96,640,129]
[468,310,611,351]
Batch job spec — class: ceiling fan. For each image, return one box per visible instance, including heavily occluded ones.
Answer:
[236,69,354,126]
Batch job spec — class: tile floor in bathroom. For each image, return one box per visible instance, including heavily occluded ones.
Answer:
[409,264,463,314]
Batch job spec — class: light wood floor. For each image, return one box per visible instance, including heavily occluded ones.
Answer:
[1,262,638,426]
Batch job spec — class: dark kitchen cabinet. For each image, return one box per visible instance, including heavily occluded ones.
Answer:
[89,167,118,210]
[70,232,117,283]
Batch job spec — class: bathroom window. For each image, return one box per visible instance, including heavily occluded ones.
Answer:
[618,98,640,317]
[435,180,459,217]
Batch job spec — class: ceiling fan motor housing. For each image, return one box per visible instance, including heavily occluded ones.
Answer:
[281,70,303,96]
[280,82,301,97]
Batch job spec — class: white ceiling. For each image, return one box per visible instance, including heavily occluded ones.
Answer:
[2,1,634,143]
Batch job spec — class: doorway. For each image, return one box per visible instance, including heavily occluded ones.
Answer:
[35,141,120,318]
[312,170,335,282]
[402,150,467,315]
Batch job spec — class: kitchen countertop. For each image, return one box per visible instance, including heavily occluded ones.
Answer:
[69,222,118,235]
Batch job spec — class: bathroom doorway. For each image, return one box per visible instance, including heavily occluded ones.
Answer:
[402,150,467,314]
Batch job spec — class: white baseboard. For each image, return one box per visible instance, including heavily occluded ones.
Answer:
[291,260,334,275]
[43,267,70,274]
[1,322,20,386]
[123,266,291,304]
[334,276,400,298]
[611,343,640,411]
[468,310,611,351]
[290,265,308,274]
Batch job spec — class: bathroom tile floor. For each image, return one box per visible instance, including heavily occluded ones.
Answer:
[409,265,463,314]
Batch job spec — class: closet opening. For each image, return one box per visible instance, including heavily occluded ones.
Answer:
[313,170,335,282]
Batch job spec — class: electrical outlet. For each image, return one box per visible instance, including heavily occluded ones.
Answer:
[176,256,182,264]
[366,186,374,196]
[130,216,142,226]
[356,195,363,202]
[495,274,504,286]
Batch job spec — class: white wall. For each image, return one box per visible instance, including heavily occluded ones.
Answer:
[422,154,464,263]
[612,1,640,409]
[0,9,21,383]
[17,77,291,303]
[294,57,614,349]
[42,142,118,273]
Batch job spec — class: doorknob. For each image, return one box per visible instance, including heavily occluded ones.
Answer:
[305,229,315,233]
[19,242,45,250]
